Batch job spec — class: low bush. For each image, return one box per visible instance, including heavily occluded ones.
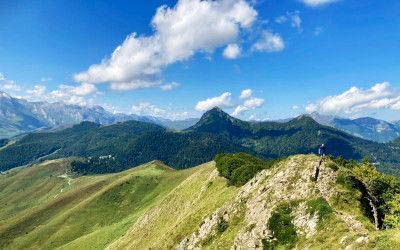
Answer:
[266,203,298,249]
[306,198,333,224]
[326,162,339,171]
[331,156,358,169]
[215,153,279,186]
[217,217,229,233]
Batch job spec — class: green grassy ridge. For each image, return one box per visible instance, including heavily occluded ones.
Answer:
[0,159,197,249]
[1,155,400,249]
[108,162,238,249]
[0,160,69,222]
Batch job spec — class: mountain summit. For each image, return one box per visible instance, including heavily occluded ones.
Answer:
[186,107,249,135]
[1,106,400,175]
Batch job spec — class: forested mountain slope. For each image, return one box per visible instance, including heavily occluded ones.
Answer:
[1,107,400,176]
[187,108,400,175]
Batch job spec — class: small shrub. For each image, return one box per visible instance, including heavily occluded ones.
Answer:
[326,162,339,171]
[262,238,276,250]
[267,203,298,249]
[332,156,357,169]
[217,217,228,233]
[306,198,333,223]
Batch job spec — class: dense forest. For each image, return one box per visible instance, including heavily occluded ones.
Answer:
[0,108,399,175]
[187,108,400,175]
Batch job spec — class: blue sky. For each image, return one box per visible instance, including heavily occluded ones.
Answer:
[1,0,400,120]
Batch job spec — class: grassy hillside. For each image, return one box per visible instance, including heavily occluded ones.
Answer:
[0,159,209,249]
[120,155,400,249]
[1,155,400,249]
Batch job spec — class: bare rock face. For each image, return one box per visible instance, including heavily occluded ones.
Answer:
[292,202,319,239]
[178,155,339,249]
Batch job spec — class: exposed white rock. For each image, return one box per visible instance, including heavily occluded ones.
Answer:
[179,155,339,249]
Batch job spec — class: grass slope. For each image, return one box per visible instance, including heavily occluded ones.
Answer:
[1,155,400,249]
[107,163,238,249]
[0,159,202,249]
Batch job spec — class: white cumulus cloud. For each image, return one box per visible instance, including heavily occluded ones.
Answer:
[131,102,189,120]
[1,80,22,92]
[275,12,302,32]
[306,82,400,114]
[290,13,302,31]
[24,83,98,106]
[160,82,180,91]
[0,73,22,93]
[239,88,253,99]
[74,0,257,91]
[232,97,264,116]
[26,85,47,98]
[131,102,167,117]
[223,43,242,59]
[292,105,300,110]
[300,0,338,7]
[195,92,234,111]
[252,31,285,52]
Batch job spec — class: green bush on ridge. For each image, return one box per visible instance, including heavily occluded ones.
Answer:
[215,152,279,186]
[265,203,298,249]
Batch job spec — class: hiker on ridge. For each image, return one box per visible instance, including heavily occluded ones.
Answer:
[318,144,326,158]
[314,144,326,181]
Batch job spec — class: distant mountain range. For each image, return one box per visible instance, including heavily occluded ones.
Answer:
[0,91,197,138]
[1,107,399,176]
[308,112,400,143]
[1,91,399,143]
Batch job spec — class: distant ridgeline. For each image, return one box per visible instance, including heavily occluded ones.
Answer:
[0,107,399,175]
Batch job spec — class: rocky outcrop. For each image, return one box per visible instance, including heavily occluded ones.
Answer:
[178,155,339,249]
